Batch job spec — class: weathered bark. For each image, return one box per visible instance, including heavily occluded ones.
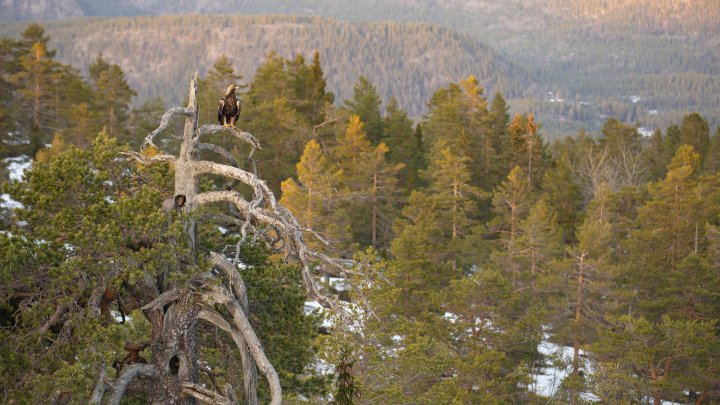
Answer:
[109,364,158,405]
[210,252,258,405]
[89,363,107,405]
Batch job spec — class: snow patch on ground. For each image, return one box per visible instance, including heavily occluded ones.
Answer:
[1,193,22,210]
[530,339,574,397]
[530,335,601,402]
[4,156,32,181]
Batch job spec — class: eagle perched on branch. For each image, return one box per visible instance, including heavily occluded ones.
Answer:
[218,84,241,127]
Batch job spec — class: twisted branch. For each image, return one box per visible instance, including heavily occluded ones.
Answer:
[108,364,157,405]
[141,106,193,151]
[202,287,281,405]
[89,362,107,405]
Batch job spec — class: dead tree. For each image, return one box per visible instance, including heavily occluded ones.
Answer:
[93,73,350,404]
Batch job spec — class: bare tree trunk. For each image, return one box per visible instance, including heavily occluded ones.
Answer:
[571,251,586,405]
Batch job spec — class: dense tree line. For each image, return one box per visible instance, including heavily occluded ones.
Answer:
[0,15,520,121]
[2,24,720,404]
[3,11,718,137]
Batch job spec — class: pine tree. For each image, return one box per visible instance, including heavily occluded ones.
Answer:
[491,166,532,243]
[440,269,534,402]
[11,41,61,154]
[366,142,403,248]
[516,199,562,289]
[487,92,510,155]
[19,23,55,58]
[333,115,376,246]
[508,113,544,188]
[663,124,681,164]
[645,128,667,180]
[679,112,710,160]
[89,54,136,138]
[426,139,486,271]
[243,53,320,192]
[422,82,464,148]
[1,132,331,402]
[600,118,646,188]
[308,51,335,125]
[334,115,374,192]
[546,188,614,404]
[245,51,289,106]
[0,37,23,156]
[343,76,384,143]
[334,115,402,248]
[421,77,492,190]
[382,97,422,192]
[702,127,720,174]
[34,132,66,163]
[540,158,582,243]
[591,316,719,405]
[489,166,534,290]
[390,190,452,314]
[280,139,353,255]
[485,91,511,185]
[629,145,704,286]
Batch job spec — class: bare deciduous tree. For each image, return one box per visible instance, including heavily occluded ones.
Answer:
[567,137,646,202]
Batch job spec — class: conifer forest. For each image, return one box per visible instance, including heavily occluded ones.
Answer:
[1,2,720,404]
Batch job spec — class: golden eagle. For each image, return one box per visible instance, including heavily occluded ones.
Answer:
[218,84,241,127]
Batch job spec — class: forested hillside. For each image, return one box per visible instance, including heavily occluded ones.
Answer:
[2,24,720,404]
[2,0,719,134]
[0,15,521,121]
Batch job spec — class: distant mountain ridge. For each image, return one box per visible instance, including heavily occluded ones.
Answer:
[0,15,521,118]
